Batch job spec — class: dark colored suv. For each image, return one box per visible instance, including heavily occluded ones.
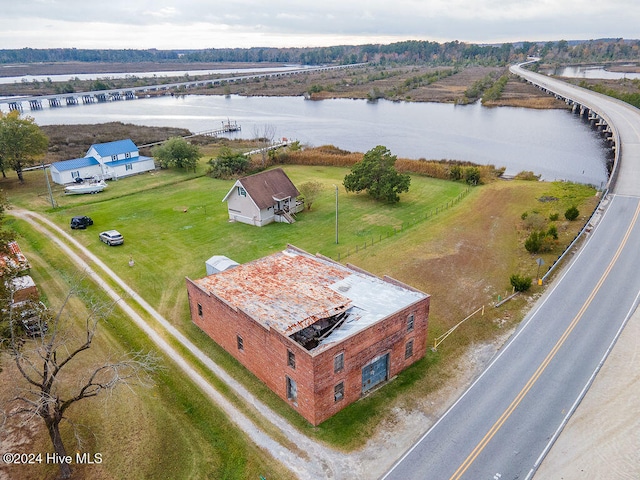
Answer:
[70,216,93,229]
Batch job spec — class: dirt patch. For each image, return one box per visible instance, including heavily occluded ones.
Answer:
[484,77,570,109]
[408,66,503,103]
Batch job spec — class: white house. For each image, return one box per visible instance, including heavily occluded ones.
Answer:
[222,168,304,226]
[49,139,156,185]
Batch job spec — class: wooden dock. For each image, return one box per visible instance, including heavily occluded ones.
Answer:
[188,120,241,138]
[139,120,242,148]
[243,140,291,156]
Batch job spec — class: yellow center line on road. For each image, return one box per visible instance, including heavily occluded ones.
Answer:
[450,198,640,480]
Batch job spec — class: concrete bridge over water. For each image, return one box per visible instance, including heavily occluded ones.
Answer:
[511,60,620,190]
[0,63,366,112]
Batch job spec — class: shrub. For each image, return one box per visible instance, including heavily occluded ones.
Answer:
[524,230,543,253]
[540,235,556,252]
[515,171,541,181]
[298,181,323,210]
[464,167,481,185]
[549,212,559,221]
[510,274,532,292]
[207,146,249,179]
[152,137,199,171]
[288,141,302,151]
[547,224,558,240]
[449,165,463,181]
[564,206,580,221]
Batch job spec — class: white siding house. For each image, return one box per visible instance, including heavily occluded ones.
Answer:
[222,168,303,226]
[50,139,155,185]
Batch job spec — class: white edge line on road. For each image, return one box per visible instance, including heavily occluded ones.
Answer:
[381,194,621,479]
[525,286,640,480]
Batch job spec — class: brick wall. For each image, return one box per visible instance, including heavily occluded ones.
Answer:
[310,297,429,425]
[186,278,317,421]
[186,278,430,426]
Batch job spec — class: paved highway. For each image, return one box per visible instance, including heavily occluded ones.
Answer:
[383,65,640,480]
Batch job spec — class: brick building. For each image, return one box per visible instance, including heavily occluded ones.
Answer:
[186,245,430,425]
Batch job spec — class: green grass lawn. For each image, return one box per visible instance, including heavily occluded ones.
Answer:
[2,161,597,453]
[27,164,466,321]
[4,218,295,480]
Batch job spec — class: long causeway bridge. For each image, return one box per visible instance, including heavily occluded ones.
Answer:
[0,63,366,112]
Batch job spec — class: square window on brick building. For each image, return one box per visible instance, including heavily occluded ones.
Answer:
[197,303,203,317]
[407,313,415,332]
[237,335,244,351]
[334,352,344,373]
[334,382,344,402]
[405,339,414,359]
[288,350,296,369]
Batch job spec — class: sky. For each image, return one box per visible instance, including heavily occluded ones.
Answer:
[2,0,638,50]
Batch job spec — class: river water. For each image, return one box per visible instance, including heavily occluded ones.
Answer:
[544,65,640,80]
[0,65,310,84]
[16,93,610,187]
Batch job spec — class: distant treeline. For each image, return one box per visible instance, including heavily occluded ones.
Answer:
[1,38,638,66]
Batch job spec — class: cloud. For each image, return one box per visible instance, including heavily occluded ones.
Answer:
[1,0,638,49]
[143,7,180,19]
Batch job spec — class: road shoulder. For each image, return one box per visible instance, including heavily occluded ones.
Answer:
[535,306,640,479]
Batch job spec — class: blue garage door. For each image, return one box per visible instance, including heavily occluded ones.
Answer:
[362,353,389,394]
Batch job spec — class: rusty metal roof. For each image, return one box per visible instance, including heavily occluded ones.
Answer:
[193,247,427,341]
[0,241,30,273]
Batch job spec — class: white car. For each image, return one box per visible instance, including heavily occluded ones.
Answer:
[99,230,124,246]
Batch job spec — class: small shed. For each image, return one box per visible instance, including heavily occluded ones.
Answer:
[10,275,39,303]
[205,255,239,275]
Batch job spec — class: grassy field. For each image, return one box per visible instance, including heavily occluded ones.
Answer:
[0,217,295,480]
[1,159,599,474]
[5,163,469,325]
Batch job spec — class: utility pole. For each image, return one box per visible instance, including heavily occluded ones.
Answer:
[333,184,339,244]
[42,163,56,208]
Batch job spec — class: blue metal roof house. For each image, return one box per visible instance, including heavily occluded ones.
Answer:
[49,139,155,185]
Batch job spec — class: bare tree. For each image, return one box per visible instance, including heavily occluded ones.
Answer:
[6,287,158,479]
[252,124,277,167]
